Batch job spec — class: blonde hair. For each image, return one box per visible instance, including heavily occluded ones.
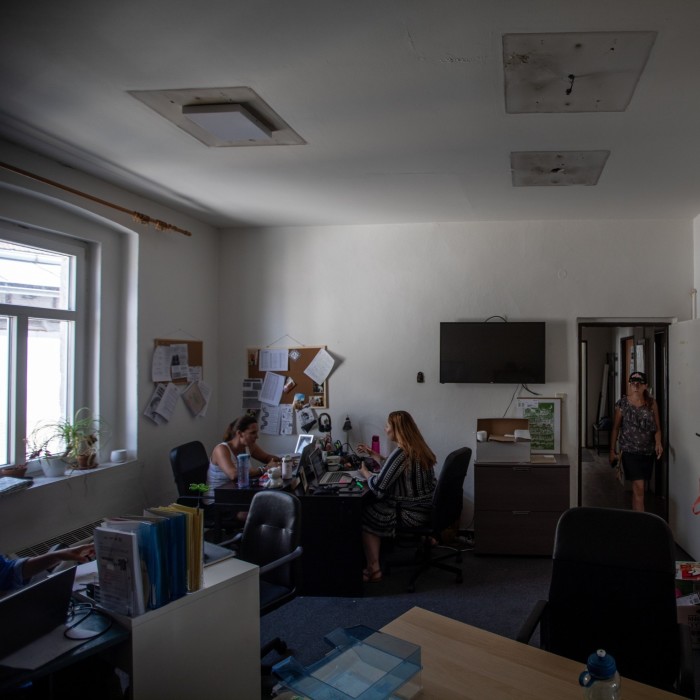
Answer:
[388,410,436,470]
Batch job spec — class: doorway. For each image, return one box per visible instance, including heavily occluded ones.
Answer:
[578,321,670,519]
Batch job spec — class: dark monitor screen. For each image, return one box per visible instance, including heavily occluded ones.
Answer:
[440,321,546,384]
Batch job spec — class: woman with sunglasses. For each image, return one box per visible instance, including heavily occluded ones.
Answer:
[610,371,663,512]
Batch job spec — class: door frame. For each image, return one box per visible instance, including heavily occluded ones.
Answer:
[577,319,672,519]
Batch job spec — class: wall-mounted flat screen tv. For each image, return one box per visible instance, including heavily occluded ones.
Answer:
[440,322,546,384]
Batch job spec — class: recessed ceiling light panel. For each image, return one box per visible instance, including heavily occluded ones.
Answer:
[129,86,305,147]
[183,103,273,142]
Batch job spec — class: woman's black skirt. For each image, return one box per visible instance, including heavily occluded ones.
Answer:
[621,452,655,481]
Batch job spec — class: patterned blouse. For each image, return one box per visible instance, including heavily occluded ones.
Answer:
[366,447,436,504]
[616,395,657,455]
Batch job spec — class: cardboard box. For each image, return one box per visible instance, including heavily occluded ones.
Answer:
[476,418,531,463]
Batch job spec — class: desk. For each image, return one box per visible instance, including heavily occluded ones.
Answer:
[0,620,128,696]
[380,607,677,699]
[215,481,367,597]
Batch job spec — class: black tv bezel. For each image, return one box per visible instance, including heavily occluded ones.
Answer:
[439,321,546,384]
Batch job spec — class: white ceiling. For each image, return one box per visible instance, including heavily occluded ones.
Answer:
[1,1,699,228]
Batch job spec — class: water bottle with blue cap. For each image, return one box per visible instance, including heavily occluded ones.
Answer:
[579,649,621,699]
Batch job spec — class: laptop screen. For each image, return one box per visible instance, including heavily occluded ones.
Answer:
[0,565,76,659]
[309,447,325,482]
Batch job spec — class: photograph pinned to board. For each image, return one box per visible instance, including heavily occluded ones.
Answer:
[516,397,561,454]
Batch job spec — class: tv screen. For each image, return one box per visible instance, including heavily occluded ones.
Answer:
[440,322,546,384]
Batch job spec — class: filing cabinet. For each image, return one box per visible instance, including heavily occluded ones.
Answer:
[474,454,569,555]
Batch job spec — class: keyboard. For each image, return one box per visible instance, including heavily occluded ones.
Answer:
[319,471,352,485]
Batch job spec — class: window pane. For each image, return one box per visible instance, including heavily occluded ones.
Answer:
[0,239,74,310]
[0,316,8,464]
[27,318,73,453]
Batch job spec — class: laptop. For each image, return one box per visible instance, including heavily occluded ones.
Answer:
[309,447,352,486]
[0,565,77,659]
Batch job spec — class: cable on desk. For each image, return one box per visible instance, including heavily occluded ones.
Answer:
[64,599,113,642]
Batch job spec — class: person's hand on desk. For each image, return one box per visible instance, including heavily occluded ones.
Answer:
[359,464,372,481]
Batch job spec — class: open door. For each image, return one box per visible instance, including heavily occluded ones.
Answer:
[578,321,670,518]
[668,319,700,559]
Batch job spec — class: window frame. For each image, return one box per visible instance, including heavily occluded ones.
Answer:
[0,226,89,468]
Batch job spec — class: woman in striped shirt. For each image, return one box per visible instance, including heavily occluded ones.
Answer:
[357,411,436,583]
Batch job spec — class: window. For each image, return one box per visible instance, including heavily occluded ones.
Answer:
[0,230,87,467]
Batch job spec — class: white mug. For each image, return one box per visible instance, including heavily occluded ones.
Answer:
[110,449,127,463]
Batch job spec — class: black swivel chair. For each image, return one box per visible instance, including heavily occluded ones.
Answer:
[517,506,694,697]
[236,490,303,671]
[169,440,241,540]
[393,447,472,592]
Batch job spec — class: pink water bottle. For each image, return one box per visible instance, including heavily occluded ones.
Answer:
[371,435,381,456]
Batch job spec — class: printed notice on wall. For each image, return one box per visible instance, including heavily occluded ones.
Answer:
[516,398,561,454]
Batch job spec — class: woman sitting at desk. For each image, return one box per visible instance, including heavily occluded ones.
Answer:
[207,415,280,495]
[357,410,436,583]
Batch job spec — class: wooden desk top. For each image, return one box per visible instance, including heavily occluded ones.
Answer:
[380,607,677,699]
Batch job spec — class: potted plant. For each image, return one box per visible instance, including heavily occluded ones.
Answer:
[27,407,107,472]
[23,434,67,478]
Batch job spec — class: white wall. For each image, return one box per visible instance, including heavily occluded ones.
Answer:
[220,221,693,521]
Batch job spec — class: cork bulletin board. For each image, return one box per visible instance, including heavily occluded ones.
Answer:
[247,345,328,408]
[153,338,204,385]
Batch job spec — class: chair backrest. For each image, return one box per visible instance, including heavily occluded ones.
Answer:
[542,506,680,691]
[431,447,472,534]
[239,490,302,590]
[169,441,210,497]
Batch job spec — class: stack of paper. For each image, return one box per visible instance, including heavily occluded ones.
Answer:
[0,476,32,497]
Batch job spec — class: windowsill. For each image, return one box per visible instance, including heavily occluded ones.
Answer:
[24,459,139,489]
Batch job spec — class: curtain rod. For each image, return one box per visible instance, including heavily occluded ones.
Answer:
[0,161,192,237]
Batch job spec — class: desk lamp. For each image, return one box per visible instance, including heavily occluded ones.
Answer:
[342,416,353,454]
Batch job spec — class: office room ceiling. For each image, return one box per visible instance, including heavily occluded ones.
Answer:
[1,1,699,228]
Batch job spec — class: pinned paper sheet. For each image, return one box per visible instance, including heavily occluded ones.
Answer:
[304,348,334,385]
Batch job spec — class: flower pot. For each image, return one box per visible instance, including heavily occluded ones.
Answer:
[41,456,67,477]
[0,465,27,478]
[74,453,98,470]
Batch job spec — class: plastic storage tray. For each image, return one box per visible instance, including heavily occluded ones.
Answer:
[272,625,422,699]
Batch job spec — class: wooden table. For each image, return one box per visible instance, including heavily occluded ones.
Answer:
[380,607,678,699]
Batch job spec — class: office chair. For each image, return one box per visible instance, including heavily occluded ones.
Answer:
[236,490,303,672]
[392,447,472,592]
[169,441,241,542]
[517,506,694,697]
